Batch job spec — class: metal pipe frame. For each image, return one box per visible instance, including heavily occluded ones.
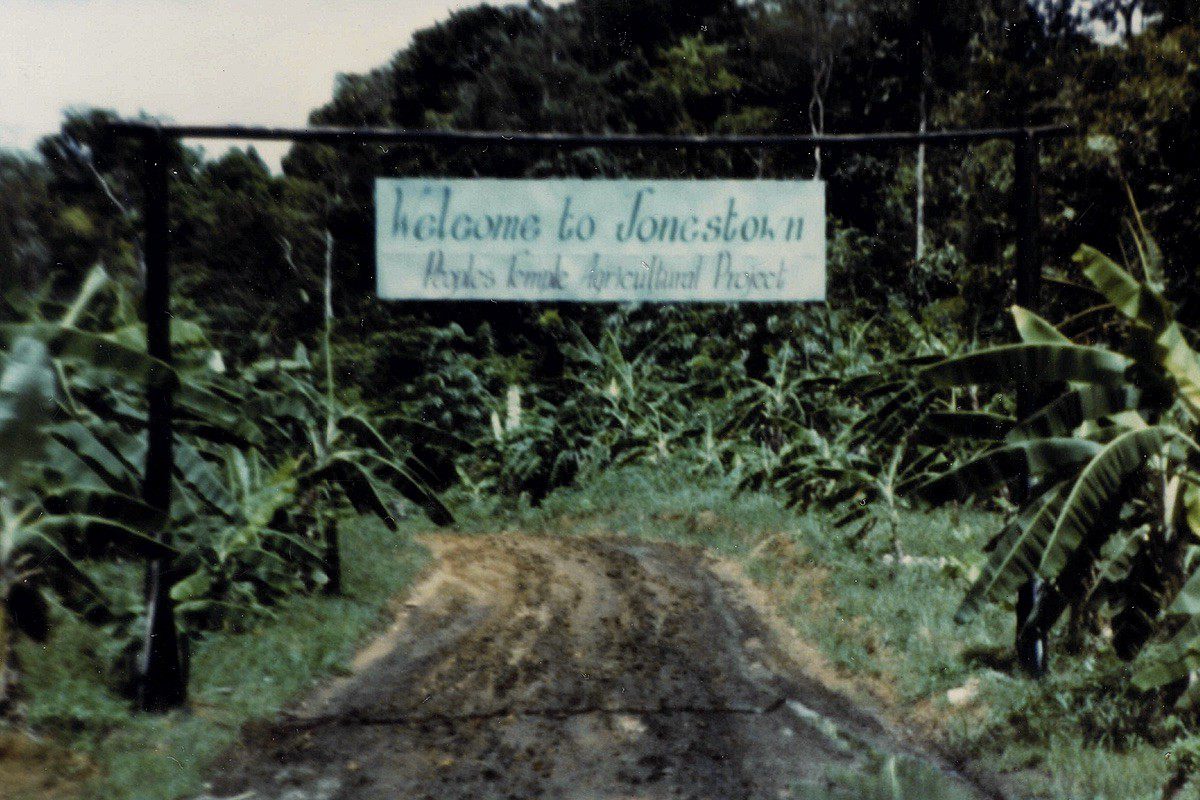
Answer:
[111,119,1068,148]
[111,119,1070,709]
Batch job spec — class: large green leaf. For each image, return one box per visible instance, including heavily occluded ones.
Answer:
[60,264,112,328]
[176,381,263,446]
[1012,306,1072,345]
[1111,524,1175,661]
[1129,486,1200,688]
[25,514,174,560]
[41,487,165,531]
[1155,323,1200,420]
[920,344,1131,388]
[357,451,454,526]
[1076,246,1154,325]
[2,323,170,384]
[955,482,1068,623]
[849,383,935,448]
[310,453,397,529]
[336,413,398,458]
[334,414,453,524]
[12,532,104,603]
[1078,246,1200,418]
[381,413,474,450]
[1007,386,1142,441]
[48,421,140,492]
[914,438,1102,504]
[110,318,210,351]
[1133,568,1200,690]
[1039,427,1182,581]
[232,452,297,529]
[1130,206,1166,292]
[1021,427,1192,642]
[173,437,238,518]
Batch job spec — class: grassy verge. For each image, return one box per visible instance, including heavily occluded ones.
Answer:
[456,466,1190,800]
[7,466,1192,800]
[7,514,427,800]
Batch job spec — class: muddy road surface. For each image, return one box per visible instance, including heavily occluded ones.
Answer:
[203,534,991,800]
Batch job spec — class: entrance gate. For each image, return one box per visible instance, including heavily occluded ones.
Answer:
[109,119,1071,710]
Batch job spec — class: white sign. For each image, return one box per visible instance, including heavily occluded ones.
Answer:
[375,178,825,302]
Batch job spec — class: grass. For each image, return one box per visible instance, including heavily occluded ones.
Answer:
[8,465,1196,800]
[456,465,1194,800]
[810,754,981,800]
[9,514,427,800]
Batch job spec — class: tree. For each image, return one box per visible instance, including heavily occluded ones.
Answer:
[0,154,53,297]
[577,0,741,58]
[178,148,324,354]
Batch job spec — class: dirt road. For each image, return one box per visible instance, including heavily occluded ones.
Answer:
[203,534,991,800]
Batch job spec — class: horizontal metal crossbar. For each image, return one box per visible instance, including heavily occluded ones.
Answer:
[108,120,1071,148]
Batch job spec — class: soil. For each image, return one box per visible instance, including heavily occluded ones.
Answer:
[0,730,91,800]
[201,533,998,800]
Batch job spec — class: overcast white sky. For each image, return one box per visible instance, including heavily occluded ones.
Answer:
[0,0,509,169]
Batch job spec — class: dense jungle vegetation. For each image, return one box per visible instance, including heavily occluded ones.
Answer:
[4,0,1200,797]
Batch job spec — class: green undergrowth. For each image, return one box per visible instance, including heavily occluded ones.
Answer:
[460,465,1194,800]
[14,467,1197,800]
[12,514,427,800]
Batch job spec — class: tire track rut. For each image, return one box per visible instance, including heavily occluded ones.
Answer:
[201,534,993,800]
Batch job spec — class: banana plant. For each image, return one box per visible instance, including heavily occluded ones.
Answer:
[901,226,1200,677]
[0,335,172,708]
[237,355,452,593]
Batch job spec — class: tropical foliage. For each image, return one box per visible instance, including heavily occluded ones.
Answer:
[3,1,1200,796]
[0,264,451,712]
[889,222,1200,702]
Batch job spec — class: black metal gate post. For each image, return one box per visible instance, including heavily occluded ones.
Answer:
[136,127,188,712]
[1011,128,1050,676]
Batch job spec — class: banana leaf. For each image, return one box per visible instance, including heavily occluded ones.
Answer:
[176,381,263,445]
[16,533,105,603]
[41,487,165,531]
[839,374,905,398]
[1076,246,1165,328]
[48,421,140,492]
[0,336,56,484]
[1007,385,1142,441]
[955,482,1068,623]
[919,343,1131,388]
[899,447,949,481]
[1012,306,1072,345]
[1156,323,1200,421]
[914,438,1102,504]
[2,323,170,383]
[336,413,398,458]
[1021,428,1190,641]
[1128,486,1200,686]
[379,413,474,450]
[22,514,174,560]
[310,453,396,528]
[109,318,210,351]
[848,382,928,446]
[1133,568,1200,690]
[1078,246,1200,419]
[58,265,111,328]
[1038,427,1182,581]
[356,451,454,526]
[173,437,239,518]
